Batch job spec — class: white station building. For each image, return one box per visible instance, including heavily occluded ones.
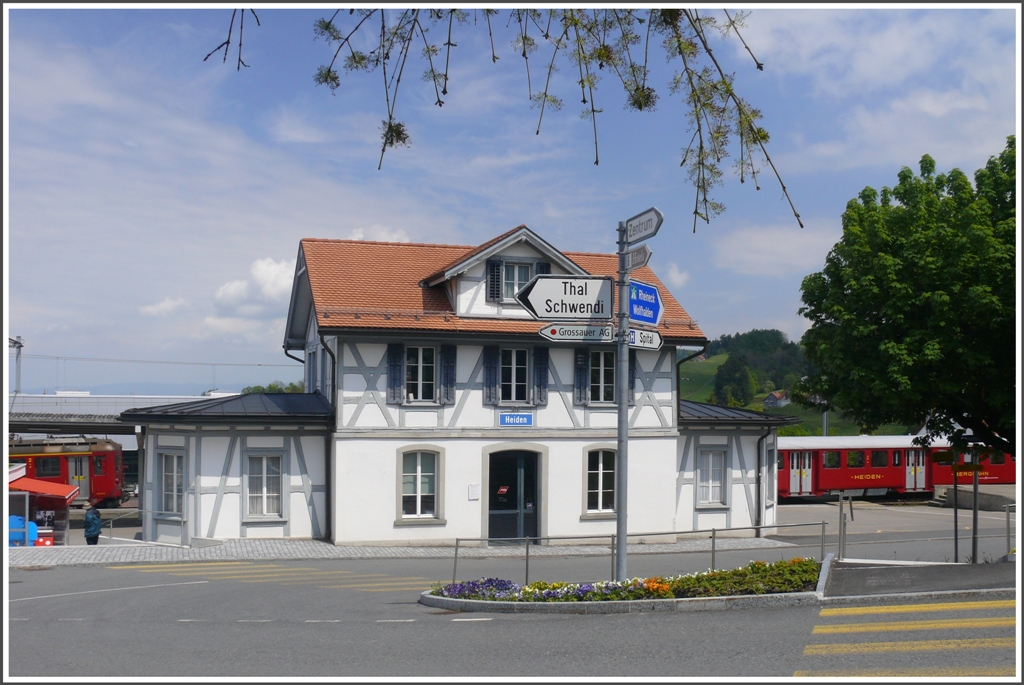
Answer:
[122,226,797,546]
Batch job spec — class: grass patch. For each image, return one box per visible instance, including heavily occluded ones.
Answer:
[431,558,821,602]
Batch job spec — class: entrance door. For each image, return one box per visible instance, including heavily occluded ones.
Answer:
[69,456,90,503]
[906,449,926,491]
[488,451,538,541]
[789,452,812,495]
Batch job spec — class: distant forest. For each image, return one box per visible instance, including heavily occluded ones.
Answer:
[705,329,812,407]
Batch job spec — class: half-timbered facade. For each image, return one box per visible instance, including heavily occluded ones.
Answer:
[125,225,796,545]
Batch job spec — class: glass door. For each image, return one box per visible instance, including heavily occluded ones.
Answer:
[488,451,538,541]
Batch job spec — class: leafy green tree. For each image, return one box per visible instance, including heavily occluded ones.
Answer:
[797,137,1015,457]
[705,329,811,390]
[205,8,801,231]
[241,380,305,394]
[710,352,757,406]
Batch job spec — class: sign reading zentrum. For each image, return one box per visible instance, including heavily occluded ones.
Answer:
[515,275,614,321]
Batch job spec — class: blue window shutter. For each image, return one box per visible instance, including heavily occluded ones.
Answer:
[628,349,637,406]
[387,344,405,404]
[486,260,502,302]
[483,346,499,405]
[440,345,457,405]
[574,348,590,405]
[533,347,549,405]
[535,261,551,275]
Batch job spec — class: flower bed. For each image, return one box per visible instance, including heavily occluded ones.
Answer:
[431,558,821,602]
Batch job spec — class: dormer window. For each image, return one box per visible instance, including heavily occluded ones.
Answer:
[503,263,532,300]
[486,259,550,303]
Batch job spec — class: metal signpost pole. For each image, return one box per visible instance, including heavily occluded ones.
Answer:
[953,465,959,563]
[972,455,980,564]
[615,220,629,581]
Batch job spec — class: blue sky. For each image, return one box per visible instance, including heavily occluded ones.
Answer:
[4,5,1019,395]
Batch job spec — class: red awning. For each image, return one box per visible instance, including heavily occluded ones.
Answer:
[8,477,80,504]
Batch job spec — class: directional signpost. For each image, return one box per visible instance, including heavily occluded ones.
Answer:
[615,206,664,583]
[538,324,614,343]
[623,243,652,272]
[625,207,663,246]
[515,275,614,321]
[627,279,663,326]
[628,328,663,350]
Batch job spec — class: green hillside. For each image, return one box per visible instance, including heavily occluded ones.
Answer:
[678,353,908,436]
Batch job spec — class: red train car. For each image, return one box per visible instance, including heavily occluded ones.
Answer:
[776,435,1015,498]
[8,436,129,508]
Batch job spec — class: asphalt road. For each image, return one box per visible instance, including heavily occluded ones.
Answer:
[7,500,1018,678]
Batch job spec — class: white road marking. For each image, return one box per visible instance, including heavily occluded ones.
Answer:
[376,619,415,623]
[452,618,492,622]
[10,618,29,621]
[177,619,204,622]
[9,580,209,602]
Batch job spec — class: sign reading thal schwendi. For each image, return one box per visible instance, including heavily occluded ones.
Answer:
[516,276,614,321]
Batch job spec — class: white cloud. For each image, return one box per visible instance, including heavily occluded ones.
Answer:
[665,263,691,289]
[139,296,188,316]
[711,221,841,278]
[250,258,294,301]
[345,225,412,243]
[214,280,249,305]
[268,107,335,144]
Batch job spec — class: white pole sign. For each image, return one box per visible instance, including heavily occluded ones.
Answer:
[623,244,652,272]
[625,207,664,246]
[516,276,614,321]
[627,328,663,350]
[538,324,614,342]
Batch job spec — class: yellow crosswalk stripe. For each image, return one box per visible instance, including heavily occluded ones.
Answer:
[820,600,1016,616]
[813,616,1016,634]
[803,637,1016,655]
[794,666,1016,677]
[108,562,252,570]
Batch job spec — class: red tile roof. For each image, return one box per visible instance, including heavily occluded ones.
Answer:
[301,236,706,344]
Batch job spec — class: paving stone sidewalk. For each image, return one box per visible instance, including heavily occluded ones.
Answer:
[7,536,793,568]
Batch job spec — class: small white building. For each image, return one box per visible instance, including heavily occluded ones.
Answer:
[123,226,796,545]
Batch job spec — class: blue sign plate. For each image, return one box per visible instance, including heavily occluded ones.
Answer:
[628,279,663,326]
[499,413,533,427]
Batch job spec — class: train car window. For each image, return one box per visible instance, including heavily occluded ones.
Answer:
[777,452,784,470]
[846,451,865,468]
[893,450,901,467]
[789,454,797,469]
[870,450,888,468]
[35,457,61,477]
[822,452,841,469]
[94,457,105,476]
[990,453,1005,465]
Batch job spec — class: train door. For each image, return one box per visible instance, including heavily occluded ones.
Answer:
[789,451,813,495]
[905,449,926,491]
[69,456,90,502]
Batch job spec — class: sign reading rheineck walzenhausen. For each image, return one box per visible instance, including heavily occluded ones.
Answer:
[515,276,614,321]
[628,279,663,326]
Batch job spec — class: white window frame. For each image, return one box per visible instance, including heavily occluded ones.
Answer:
[765,447,776,504]
[586,449,616,513]
[396,449,445,524]
[500,348,529,403]
[247,453,283,518]
[399,448,440,518]
[696,449,728,507]
[502,262,532,301]
[160,451,185,515]
[405,346,437,402]
[590,350,616,403]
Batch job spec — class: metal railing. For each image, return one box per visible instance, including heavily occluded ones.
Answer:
[1005,503,1016,557]
[451,521,828,586]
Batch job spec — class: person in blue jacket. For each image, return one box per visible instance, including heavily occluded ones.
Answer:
[84,506,103,545]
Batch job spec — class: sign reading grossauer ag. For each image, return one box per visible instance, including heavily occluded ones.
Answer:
[515,275,614,321]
